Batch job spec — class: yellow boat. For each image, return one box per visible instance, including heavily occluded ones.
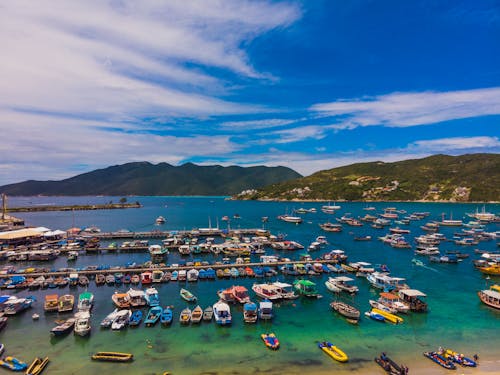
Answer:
[478,265,500,275]
[91,352,133,362]
[490,285,500,293]
[371,308,404,324]
[317,341,348,362]
[26,356,49,375]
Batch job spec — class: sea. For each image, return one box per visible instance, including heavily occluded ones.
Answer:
[2,196,500,375]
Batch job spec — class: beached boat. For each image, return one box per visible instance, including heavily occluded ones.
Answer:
[261,333,280,350]
[145,306,162,326]
[203,306,214,321]
[74,311,91,336]
[213,300,231,325]
[191,305,203,323]
[179,307,192,325]
[160,307,173,325]
[443,349,477,367]
[478,285,500,310]
[293,280,320,298]
[78,292,94,312]
[243,301,258,323]
[145,287,160,306]
[111,309,131,330]
[374,353,406,374]
[423,351,456,370]
[258,299,273,320]
[44,294,59,312]
[91,352,133,362]
[26,356,49,375]
[330,301,360,321]
[50,318,76,336]
[180,288,197,302]
[129,310,143,327]
[317,341,348,362]
[100,309,119,328]
[0,357,27,371]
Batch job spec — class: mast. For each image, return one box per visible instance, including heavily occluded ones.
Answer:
[1,193,6,220]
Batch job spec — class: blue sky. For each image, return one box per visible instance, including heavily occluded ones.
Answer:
[0,0,499,184]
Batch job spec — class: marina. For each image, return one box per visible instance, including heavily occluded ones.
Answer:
[0,196,498,374]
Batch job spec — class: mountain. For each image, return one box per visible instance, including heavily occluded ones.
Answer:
[235,154,500,202]
[0,162,302,196]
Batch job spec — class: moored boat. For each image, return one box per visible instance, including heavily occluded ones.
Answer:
[191,305,203,323]
[179,307,192,325]
[293,279,320,298]
[478,285,500,310]
[258,299,273,320]
[261,333,279,350]
[57,294,74,313]
[145,306,163,326]
[374,353,406,374]
[91,352,133,362]
[330,301,360,321]
[100,309,119,328]
[145,287,160,306]
[77,292,94,312]
[50,318,76,336]
[0,356,27,371]
[203,306,214,321]
[26,356,49,375]
[213,300,231,325]
[74,311,91,336]
[180,288,197,302]
[112,292,131,309]
[243,301,258,323]
[111,309,131,330]
[129,310,143,327]
[160,307,173,325]
[44,294,59,312]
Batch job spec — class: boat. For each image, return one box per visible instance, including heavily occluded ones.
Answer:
[44,294,59,312]
[277,214,303,224]
[423,351,456,370]
[330,301,360,321]
[145,306,163,326]
[145,287,160,306]
[112,292,131,308]
[141,271,153,285]
[203,306,214,321]
[57,294,74,313]
[374,353,406,374]
[272,282,299,299]
[213,300,232,325]
[478,285,500,310]
[179,307,192,325]
[317,341,348,362]
[478,264,500,276]
[100,309,119,328]
[398,289,428,312]
[129,310,143,327]
[326,276,359,294]
[377,292,410,314]
[258,299,273,320]
[261,333,280,350]
[319,222,343,232]
[160,307,173,325]
[26,356,49,375]
[91,352,133,362]
[293,280,320,298]
[443,349,477,367]
[111,309,131,330]
[77,292,94,312]
[0,357,27,371]
[32,313,40,320]
[367,272,409,292]
[190,305,203,323]
[365,310,386,322]
[50,318,76,336]
[243,301,258,323]
[180,288,197,302]
[127,288,147,307]
[3,296,35,315]
[155,216,166,224]
[231,285,250,303]
[74,311,91,336]
[371,308,403,324]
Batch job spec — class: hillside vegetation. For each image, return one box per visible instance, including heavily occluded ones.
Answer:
[236,154,500,202]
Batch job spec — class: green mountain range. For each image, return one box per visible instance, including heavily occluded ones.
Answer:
[235,154,500,202]
[0,162,301,196]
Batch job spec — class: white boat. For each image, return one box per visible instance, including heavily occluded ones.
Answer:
[77,292,94,312]
[367,272,409,291]
[187,269,199,282]
[145,287,160,306]
[252,283,281,300]
[111,309,131,330]
[258,300,273,320]
[277,215,303,224]
[127,288,147,307]
[272,282,299,299]
[213,300,232,325]
[74,311,91,336]
[100,309,119,328]
[243,301,258,323]
[326,276,359,294]
[155,216,166,224]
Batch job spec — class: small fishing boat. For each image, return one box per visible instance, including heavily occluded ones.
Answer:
[78,292,94,312]
[50,318,76,336]
[179,307,192,325]
[258,299,273,320]
[74,311,91,336]
[111,309,131,330]
[112,292,131,309]
[317,341,348,362]
[91,352,133,362]
[180,288,197,302]
[330,301,360,321]
[145,287,160,307]
[26,356,49,375]
[293,280,321,298]
[261,333,280,350]
[44,294,59,312]
[191,305,203,323]
[160,307,173,325]
[423,351,456,370]
[202,306,214,321]
[243,301,258,323]
[145,306,163,326]
[0,357,28,371]
[57,294,75,313]
[213,300,231,325]
[129,310,143,327]
[374,353,406,374]
[100,309,119,328]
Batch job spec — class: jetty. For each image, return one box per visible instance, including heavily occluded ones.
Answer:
[7,202,141,212]
[87,228,269,240]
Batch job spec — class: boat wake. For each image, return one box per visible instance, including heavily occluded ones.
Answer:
[411,258,439,273]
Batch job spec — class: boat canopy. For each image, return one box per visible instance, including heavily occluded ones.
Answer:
[296,280,316,286]
[273,282,292,288]
[380,292,400,300]
[244,302,257,311]
[260,301,273,309]
[334,276,354,282]
[482,289,500,299]
[399,289,426,297]
[331,249,345,254]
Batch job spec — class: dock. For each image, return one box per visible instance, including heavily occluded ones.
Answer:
[86,228,269,240]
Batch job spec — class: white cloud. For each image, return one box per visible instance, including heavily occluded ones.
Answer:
[409,136,500,151]
[220,118,297,130]
[265,125,329,144]
[311,87,500,128]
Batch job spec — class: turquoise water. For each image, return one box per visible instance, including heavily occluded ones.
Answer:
[2,197,500,374]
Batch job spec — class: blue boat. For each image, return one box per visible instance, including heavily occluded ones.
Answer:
[145,306,163,326]
[205,268,216,279]
[0,356,27,371]
[160,307,173,325]
[254,267,264,278]
[129,310,143,327]
[365,311,386,322]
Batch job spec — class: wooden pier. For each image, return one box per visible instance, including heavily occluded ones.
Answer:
[87,228,269,240]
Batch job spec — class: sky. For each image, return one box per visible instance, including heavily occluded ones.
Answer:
[0,0,499,184]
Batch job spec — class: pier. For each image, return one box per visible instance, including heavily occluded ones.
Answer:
[86,228,269,239]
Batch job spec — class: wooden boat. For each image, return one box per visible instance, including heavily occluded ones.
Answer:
[191,305,203,323]
[44,294,59,312]
[261,333,279,350]
[317,341,348,362]
[0,356,27,371]
[423,351,456,370]
[111,292,130,309]
[91,352,133,362]
[374,353,406,374]
[180,288,197,302]
[160,307,173,325]
[129,310,143,327]
[57,294,74,313]
[145,306,163,326]
[179,307,192,325]
[26,356,49,375]
[293,280,320,298]
[330,301,360,321]
[50,318,76,336]
[478,285,500,310]
[202,306,214,321]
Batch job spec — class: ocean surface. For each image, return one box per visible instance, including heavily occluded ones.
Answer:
[2,196,500,374]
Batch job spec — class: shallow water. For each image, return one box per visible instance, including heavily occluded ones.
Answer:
[2,197,499,374]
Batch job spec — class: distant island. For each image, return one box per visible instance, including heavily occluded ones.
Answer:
[0,162,301,196]
[235,153,500,202]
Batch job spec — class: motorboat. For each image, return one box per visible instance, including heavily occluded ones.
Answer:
[74,311,91,336]
[145,306,163,326]
[213,300,232,325]
[258,299,273,320]
[145,287,160,306]
[127,288,147,307]
[293,279,320,298]
[325,276,358,294]
[77,292,94,312]
[272,282,299,299]
[111,309,131,330]
[112,292,131,308]
[252,283,281,300]
[243,301,258,323]
[100,309,119,328]
[277,214,303,224]
[50,318,76,336]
